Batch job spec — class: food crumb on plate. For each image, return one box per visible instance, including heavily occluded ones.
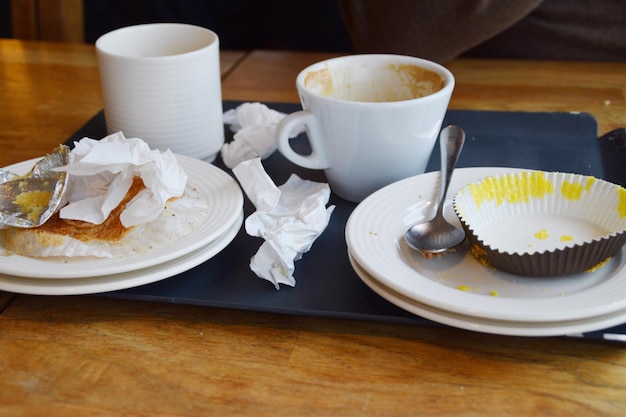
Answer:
[586,257,611,272]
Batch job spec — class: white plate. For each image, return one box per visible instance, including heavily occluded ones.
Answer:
[346,167,626,323]
[0,212,242,295]
[349,252,626,337]
[0,154,243,279]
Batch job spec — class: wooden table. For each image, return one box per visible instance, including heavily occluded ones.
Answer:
[1,39,625,417]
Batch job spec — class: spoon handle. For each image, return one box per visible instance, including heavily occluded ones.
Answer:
[436,125,465,216]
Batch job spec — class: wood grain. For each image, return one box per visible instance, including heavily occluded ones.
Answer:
[447,59,626,135]
[1,296,625,417]
[1,41,626,416]
[221,50,340,104]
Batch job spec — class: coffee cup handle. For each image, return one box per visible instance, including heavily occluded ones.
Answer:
[276,110,329,169]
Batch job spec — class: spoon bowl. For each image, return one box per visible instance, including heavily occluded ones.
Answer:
[405,125,466,253]
[405,211,466,254]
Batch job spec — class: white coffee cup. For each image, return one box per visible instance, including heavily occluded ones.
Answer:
[96,23,224,162]
[276,54,454,202]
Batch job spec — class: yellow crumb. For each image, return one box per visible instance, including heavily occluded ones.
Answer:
[14,190,51,207]
[470,243,487,258]
[489,290,499,297]
[586,257,611,272]
[470,243,492,267]
[456,285,472,291]
[534,229,550,240]
[13,190,52,222]
[560,235,574,242]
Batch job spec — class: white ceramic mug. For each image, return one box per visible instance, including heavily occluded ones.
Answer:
[96,23,224,162]
[276,54,455,202]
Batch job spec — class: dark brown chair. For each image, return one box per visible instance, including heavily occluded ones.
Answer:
[11,0,84,42]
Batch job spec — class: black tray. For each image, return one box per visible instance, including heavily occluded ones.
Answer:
[66,101,626,341]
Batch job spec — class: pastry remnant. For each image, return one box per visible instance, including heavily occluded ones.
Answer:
[1,176,209,258]
[418,246,457,260]
[1,133,208,259]
[14,190,52,222]
[2,177,143,256]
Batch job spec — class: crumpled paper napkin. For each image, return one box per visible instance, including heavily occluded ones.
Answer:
[232,157,335,289]
[57,131,187,227]
[221,102,303,169]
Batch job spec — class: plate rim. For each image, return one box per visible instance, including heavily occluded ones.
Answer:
[349,252,626,337]
[0,212,242,295]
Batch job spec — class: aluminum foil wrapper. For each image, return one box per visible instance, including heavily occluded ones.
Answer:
[0,145,69,228]
[0,169,18,183]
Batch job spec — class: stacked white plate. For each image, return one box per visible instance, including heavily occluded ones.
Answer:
[0,155,243,295]
[345,167,626,336]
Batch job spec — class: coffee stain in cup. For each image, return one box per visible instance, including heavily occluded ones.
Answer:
[389,64,445,100]
[304,63,444,102]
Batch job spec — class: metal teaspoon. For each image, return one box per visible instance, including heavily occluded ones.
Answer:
[405,125,466,254]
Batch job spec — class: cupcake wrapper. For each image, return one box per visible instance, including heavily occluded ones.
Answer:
[454,171,626,277]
